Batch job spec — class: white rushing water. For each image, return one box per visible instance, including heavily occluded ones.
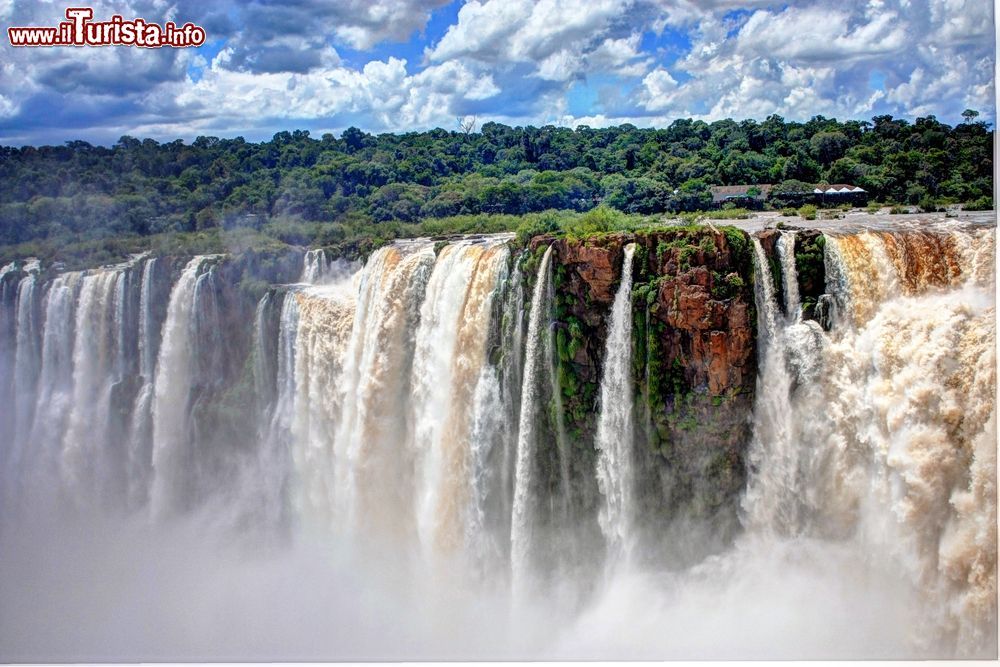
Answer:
[775,230,800,317]
[742,228,997,656]
[150,256,214,518]
[61,270,124,506]
[0,224,994,660]
[595,243,638,564]
[511,245,554,590]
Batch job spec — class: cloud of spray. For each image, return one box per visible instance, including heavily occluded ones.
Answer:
[0,224,994,662]
[0,506,969,661]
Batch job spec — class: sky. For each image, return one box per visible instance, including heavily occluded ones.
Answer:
[0,0,995,146]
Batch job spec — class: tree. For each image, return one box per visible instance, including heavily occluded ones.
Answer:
[962,109,980,123]
[458,116,478,135]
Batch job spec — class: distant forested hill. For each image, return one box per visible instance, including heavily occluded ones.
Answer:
[0,113,993,250]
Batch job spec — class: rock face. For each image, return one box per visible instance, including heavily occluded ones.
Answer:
[530,226,757,558]
[756,225,826,321]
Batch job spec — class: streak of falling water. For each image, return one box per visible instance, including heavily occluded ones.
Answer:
[126,257,159,509]
[742,237,815,533]
[410,240,509,562]
[8,272,40,499]
[744,227,997,656]
[150,256,213,518]
[300,249,330,284]
[594,243,637,564]
[543,261,571,522]
[776,231,800,319]
[61,270,124,506]
[27,273,82,492]
[334,244,435,540]
[511,245,554,589]
[288,284,355,530]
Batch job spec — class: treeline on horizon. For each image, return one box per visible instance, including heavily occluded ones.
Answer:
[0,112,993,259]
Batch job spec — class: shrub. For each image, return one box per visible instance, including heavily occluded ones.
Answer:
[964,196,994,211]
[798,204,817,220]
[918,196,939,213]
[780,207,797,216]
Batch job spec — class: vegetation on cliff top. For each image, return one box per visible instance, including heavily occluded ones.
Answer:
[0,113,991,268]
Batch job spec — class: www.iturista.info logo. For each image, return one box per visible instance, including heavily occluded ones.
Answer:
[7,7,206,47]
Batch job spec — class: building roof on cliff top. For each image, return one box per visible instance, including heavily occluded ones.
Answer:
[711,183,865,201]
[710,184,773,202]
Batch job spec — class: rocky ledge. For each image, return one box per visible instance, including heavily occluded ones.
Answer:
[528,225,757,554]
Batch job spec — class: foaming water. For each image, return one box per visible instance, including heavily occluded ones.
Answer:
[0,222,994,660]
[595,243,638,563]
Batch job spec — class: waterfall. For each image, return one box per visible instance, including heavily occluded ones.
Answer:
[543,263,572,520]
[410,240,509,560]
[27,273,82,492]
[300,249,330,284]
[743,226,997,655]
[126,257,160,509]
[334,244,435,538]
[511,245,554,586]
[496,260,524,558]
[150,256,213,517]
[0,222,994,660]
[61,270,126,505]
[0,263,20,458]
[776,231,800,318]
[137,257,159,380]
[287,283,355,529]
[8,273,40,497]
[595,243,637,562]
[742,237,809,532]
[252,291,279,416]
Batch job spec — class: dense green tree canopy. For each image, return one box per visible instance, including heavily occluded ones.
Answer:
[0,113,992,249]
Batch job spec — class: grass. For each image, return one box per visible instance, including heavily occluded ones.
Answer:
[0,205,756,271]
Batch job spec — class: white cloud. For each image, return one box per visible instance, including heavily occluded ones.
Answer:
[734,6,907,62]
[0,0,994,144]
[586,34,652,77]
[631,0,995,125]
[639,67,679,111]
[427,0,640,80]
[165,56,501,135]
[536,50,578,82]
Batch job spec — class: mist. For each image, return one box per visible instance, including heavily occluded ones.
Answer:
[0,221,994,660]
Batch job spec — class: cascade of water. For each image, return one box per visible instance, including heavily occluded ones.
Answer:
[61,270,129,506]
[27,273,82,491]
[820,231,996,654]
[252,291,278,416]
[776,231,800,319]
[595,243,637,562]
[410,240,509,560]
[411,242,484,555]
[464,248,513,569]
[497,261,525,555]
[287,284,355,529]
[137,258,159,380]
[744,226,997,655]
[511,245,554,586]
[126,257,160,509]
[334,244,435,539]
[0,264,20,454]
[543,261,571,520]
[300,249,331,284]
[742,237,825,534]
[9,273,40,491]
[150,256,213,517]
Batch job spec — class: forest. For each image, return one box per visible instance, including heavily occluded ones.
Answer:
[0,112,993,266]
